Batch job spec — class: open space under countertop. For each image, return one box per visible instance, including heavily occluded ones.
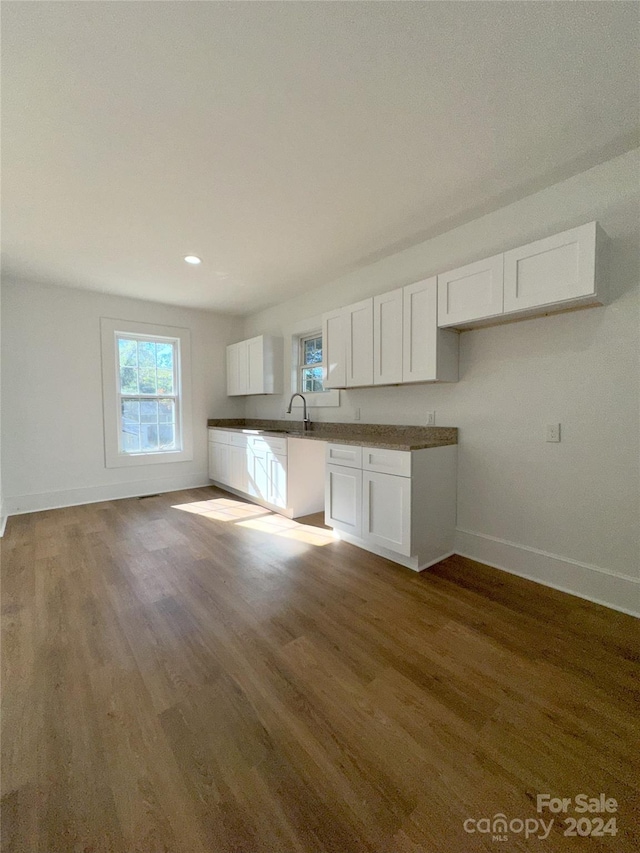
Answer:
[207,419,457,451]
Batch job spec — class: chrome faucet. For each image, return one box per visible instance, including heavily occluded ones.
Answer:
[286,393,311,432]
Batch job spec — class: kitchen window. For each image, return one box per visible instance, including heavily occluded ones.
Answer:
[299,332,325,393]
[100,318,193,467]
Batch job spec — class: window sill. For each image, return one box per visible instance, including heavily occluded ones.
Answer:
[105,449,193,468]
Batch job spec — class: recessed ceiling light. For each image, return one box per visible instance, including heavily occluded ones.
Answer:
[184,255,202,265]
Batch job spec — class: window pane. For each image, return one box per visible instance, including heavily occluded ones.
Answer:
[140,399,158,423]
[156,343,173,370]
[114,334,180,457]
[303,336,323,365]
[121,399,140,423]
[302,366,324,393]
[139,368,157,394]
[158,399,175,423]
[156,370,173,394]
[121,423,140,452]
[120,367,138,394]
[141,423,159,452]
[159,423,175,449]
[138,341,156,367]
[118,338,137,368]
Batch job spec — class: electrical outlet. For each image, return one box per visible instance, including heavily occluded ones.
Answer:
[546,423,561,442]
[354,407,361,421]
[426,411,435,426]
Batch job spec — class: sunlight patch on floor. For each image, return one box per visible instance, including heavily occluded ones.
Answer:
[236,513,335,546]
[171,498,336,546]
[172,498,271,522]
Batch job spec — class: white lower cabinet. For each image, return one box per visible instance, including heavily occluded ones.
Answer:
[267,452,288,508]
[208,429,325,518]
[247,441,270,501]
[325,442,457,572]
[209,441,230,484]
[362,470,411,556]
[228,444,248,493]
[325,464,362,537]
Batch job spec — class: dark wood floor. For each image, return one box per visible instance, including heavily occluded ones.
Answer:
[2,486,639,852]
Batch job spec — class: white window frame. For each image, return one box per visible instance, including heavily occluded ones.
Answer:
[286,317,340,408]
[100,318,193,468]
[298,331,326,394]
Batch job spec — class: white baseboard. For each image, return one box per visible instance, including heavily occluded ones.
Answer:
[454,528,640,618]
[4,473,211,517]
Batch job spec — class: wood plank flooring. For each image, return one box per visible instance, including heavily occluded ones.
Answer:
[2,486,639,852]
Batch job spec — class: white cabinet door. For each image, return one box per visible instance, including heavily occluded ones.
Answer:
[325,464,362,537]
[247,442,269,501]
[246,336,264,395]
[208,441,217,480]
[373,289,403,385]
[362,471,411,556]
[438,254,504,327]
[267,452,288,508]
[227,341,249,396]
[346,298,374,387]
[323,308,347,389]
[228,444,248,493]
[402,277,438,382]
[226,344,240,396]
[210,443,230,485]
[503,222,600,314]
[236,340,249,395]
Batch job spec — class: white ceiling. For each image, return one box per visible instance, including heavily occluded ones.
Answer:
[2,2,639,315]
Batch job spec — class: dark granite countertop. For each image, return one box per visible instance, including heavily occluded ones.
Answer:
[206,419,457,451]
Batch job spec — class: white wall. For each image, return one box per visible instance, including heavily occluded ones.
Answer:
[0,275,5,533]
[243,149,640,615]
[1,281,244,514]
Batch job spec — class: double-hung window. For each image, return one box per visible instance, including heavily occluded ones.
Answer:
[299,333,325,393]
[117,334,180,454]
[101,318,193,467]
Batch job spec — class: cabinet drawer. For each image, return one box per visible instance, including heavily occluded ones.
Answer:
[229,432,248,447]
[362,447,411,477]
[248,435,288,456]
[326,443,362,469]
[209,429,231,444]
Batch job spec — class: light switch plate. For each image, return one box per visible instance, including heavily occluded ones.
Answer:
[426,411,435,425]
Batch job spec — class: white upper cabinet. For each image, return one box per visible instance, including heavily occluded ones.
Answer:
[503,221,606,315]
[226,344,240,396]
[226,335,282,396]
[437,222,608,329]
[402,277,458,383]
[237,340,249,394]
[373,289,403,385]
[246,336,264,395]
[323,281,458,389]
[345,298,374,387]
[437,254,504,327]
[322,308,347,389]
